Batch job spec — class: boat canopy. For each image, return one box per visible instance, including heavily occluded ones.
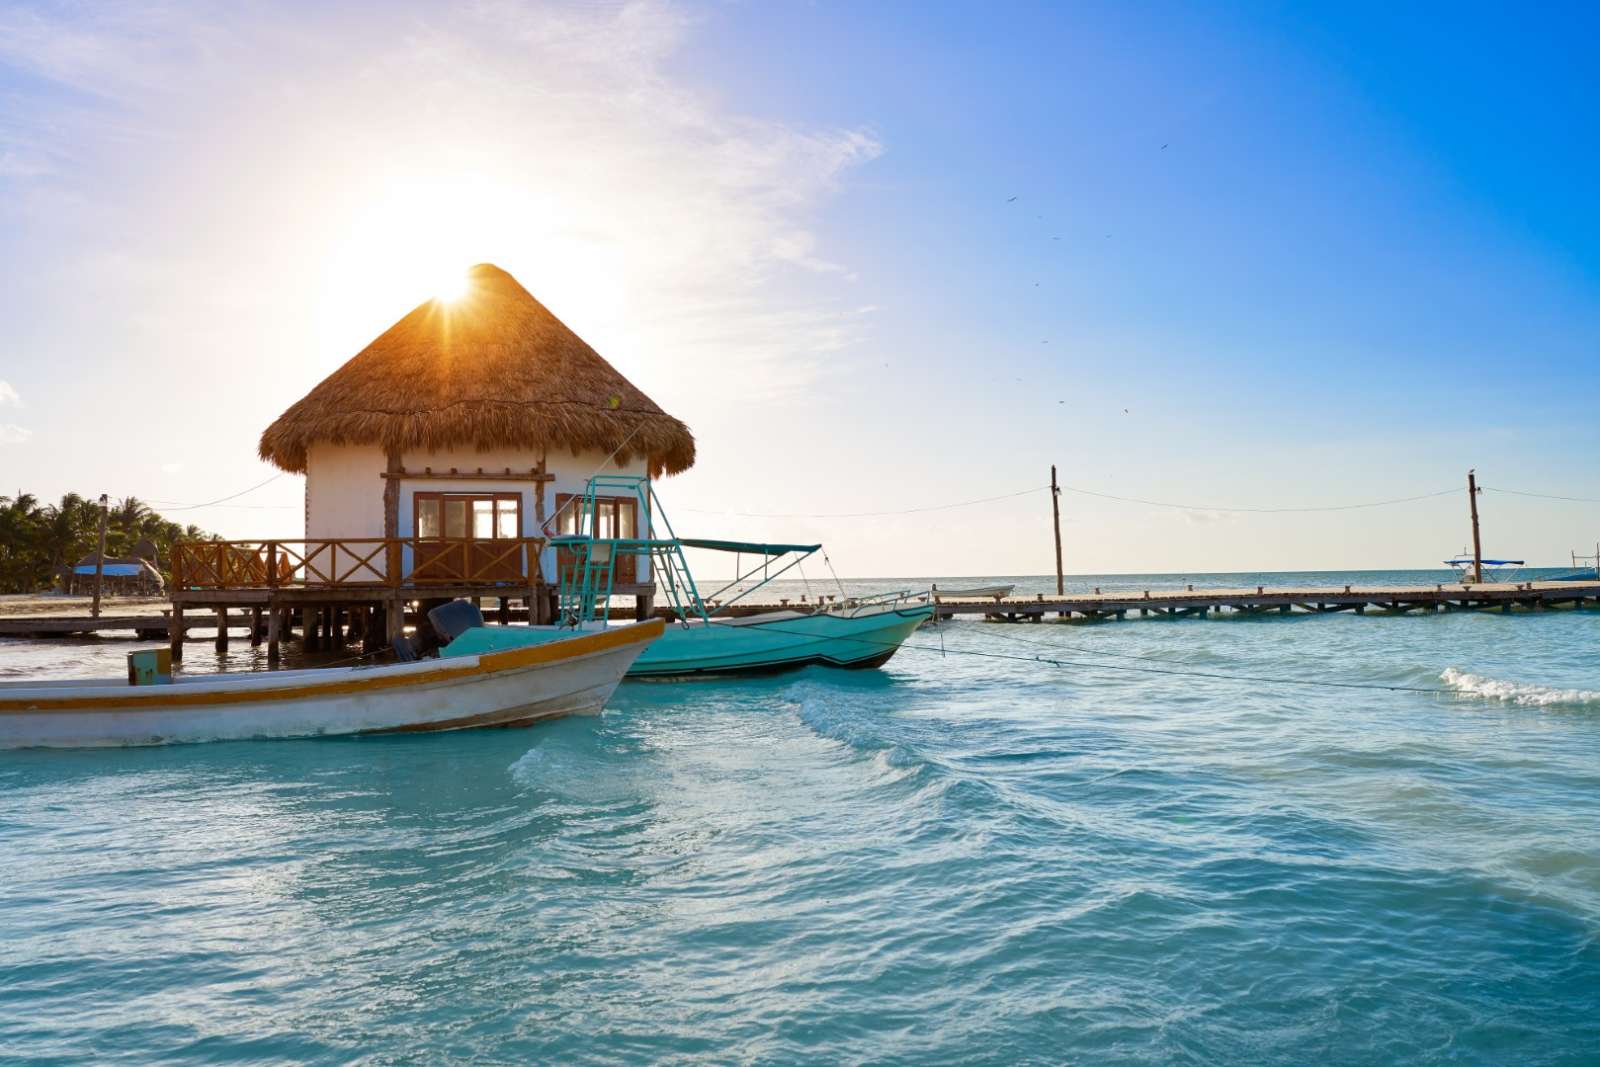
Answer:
[678,538,821,555]
[1444,558,1525,566]
[550,534,818,556]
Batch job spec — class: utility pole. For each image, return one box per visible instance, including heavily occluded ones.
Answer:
[1051,465,1064,596]
[91,493,109,618]
[1466,470,1483,585]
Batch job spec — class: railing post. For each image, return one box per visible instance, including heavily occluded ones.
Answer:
[267,542,279,590]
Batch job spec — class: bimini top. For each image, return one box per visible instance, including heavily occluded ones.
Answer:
[1444,558,1525,566]
[678,538,821,555]
[550,535,820,556]
[259,264,695,477]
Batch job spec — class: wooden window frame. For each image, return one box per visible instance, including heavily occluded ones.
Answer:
[554,493,643,585]
[413,491,523,540]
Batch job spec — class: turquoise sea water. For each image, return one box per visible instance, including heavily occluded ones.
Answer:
[3,570,1599,1064]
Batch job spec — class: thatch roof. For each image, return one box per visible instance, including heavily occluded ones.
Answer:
[259,264,695,476]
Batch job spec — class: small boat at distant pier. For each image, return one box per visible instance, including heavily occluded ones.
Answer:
[1444,554,1524,584]
[932,584,1015,601]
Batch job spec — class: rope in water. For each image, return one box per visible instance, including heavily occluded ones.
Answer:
[701,614,1458,696]
[279,610,1454,698]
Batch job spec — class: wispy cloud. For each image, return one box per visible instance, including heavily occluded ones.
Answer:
[0,380,18,407]
[0,0,882,416]
[0,424,31,444]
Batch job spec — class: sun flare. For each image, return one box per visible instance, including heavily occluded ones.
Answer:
[434,269,471,303]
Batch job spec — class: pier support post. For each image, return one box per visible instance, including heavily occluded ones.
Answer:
[169,604,184,663]
[385,597,405,644]
[214,607,229,651]
[267,608,282,664]
[250,606,263,646]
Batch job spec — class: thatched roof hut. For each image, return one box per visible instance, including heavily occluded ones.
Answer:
[259,264,694,477]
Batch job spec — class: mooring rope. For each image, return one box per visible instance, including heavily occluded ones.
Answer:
[700,615,1458,696]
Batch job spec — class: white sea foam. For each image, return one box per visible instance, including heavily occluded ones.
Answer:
[1440,668,1600,709]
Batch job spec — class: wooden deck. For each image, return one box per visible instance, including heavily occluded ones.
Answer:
[0,612,252,638]
[924,580,1600,621]
[10,581,1596,662]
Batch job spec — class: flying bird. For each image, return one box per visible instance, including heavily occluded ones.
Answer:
[1007,195,1018,202]
[1161,144,1169,150]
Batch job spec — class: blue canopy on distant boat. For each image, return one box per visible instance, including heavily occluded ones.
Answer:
[1444,558,1524,566]
[72,563,146,576]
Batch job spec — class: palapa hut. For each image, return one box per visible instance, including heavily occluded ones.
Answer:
[68,553,165,596]
[258,263,694,616]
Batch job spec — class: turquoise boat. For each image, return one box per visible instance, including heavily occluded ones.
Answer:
[442,476,933,677]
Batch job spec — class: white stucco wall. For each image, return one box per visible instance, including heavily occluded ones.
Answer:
[302,441,652,587]
[305,443,388,539]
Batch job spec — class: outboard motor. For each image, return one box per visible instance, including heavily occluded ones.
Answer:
[427,600,485,646]
[392,599,485,662]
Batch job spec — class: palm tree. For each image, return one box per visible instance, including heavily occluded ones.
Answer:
[0,490,213,593]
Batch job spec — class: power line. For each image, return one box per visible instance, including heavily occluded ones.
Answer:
[684,483,1462,521]
[681,486,1049,519]
[1056,484,1460,514]
[148,473,287,512]
[1484,487,1600,504]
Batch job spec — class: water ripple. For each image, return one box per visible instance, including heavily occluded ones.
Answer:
[4,580,1600,1062]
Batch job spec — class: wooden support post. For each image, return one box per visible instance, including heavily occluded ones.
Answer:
[384,446,403,586]
[307,606,321,651]
[90,494,110,619]
[497,596,510,626]
[169,603,184,662]
[1050,464,1064,597]
[385,597,405,644]
[250,606,263,646]
[267,607,282,664]
[214,607,229,650]
[1467,469,1483,585]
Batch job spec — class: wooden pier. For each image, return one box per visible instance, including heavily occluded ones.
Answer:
[0,612,253,640]
[923,580,1600,622]
[9,581,1598,659]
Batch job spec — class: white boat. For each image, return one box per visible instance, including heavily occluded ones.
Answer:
[0,618,663,749]
[1444,553,1525,584]
[932,584,1015,601]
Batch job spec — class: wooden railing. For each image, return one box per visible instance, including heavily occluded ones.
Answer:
[171,538,546,591]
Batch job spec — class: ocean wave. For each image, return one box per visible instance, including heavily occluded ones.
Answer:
[1440,668,1600,709]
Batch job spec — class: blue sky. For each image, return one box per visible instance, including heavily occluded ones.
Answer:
[1,1,1596,574]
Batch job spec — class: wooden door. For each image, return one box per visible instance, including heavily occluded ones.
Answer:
[414,492,523,581]
[555,494,639,585]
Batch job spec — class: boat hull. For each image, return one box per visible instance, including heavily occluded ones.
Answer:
[0,620,663,749]
[444,605,933,677]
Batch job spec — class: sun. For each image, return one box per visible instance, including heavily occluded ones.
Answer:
[434,268,472,303]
